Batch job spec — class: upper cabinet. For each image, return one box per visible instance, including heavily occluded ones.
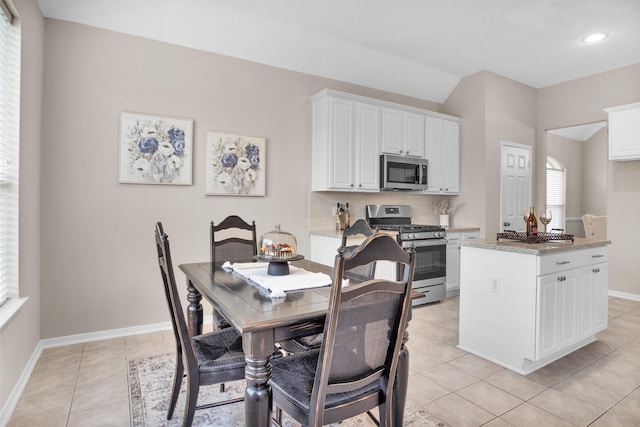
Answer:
[605,102,640,161]
[381,108,425,157]
[424,117,460,194]
[311,89,460,193]
[312,92,380,192]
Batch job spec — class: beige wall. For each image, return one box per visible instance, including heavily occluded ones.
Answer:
[0,0,43,414]
[582,128,608,216]
[39,19,443,338]
[443,71,537,238]
[537,63,640,295]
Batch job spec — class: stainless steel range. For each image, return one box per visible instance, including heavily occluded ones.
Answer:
[366,204,446,305]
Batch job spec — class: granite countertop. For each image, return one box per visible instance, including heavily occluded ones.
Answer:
[445,227,481,233]
[461,237,611,255]
[311,227,480,238]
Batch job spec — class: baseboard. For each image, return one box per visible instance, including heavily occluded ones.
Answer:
[609,290,640,301]
[0,340,43,427]
[0,315,212,425]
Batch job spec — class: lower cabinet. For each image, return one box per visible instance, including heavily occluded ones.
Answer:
[446,231,479,295]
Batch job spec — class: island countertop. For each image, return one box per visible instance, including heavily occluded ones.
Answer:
[461,237,610,255]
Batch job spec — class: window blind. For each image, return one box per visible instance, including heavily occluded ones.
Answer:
[546,167,565,232]
[0,0,20,306]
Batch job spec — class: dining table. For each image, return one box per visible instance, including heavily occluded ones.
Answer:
[178,258,411,427]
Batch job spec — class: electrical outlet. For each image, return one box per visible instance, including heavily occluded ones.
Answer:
[332,205,337,216]
[490,278,501,294]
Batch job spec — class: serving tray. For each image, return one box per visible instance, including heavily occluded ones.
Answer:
[497,230,574,243]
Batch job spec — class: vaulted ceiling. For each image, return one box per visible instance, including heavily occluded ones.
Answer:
[37,0,640,103]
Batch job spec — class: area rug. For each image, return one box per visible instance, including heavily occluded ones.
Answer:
[129,353,450,427]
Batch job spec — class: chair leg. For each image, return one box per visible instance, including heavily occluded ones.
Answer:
[167,352,184,420]
[183,377,199,427]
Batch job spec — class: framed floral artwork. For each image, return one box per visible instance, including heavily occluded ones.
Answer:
[206,132,266,196]
[119,112,193,185]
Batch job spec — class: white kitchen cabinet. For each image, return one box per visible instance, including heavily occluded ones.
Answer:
[312,93,380,191]
[381,108,425,158]
[445,230,479,296]
[459,241,609,374]
[424,117,460,194]
[605,102,640,160]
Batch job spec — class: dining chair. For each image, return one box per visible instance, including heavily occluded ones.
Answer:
[210,215,258,330]
[283,218,378,354]
[582,214,607,239]
[155,222,246,426]
[269,233,415,426]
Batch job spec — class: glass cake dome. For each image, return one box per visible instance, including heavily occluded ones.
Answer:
[259,224,297,260]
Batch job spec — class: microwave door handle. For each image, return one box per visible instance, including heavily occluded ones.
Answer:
[415,164,420,184]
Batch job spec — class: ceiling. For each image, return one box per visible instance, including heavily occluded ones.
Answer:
[547,121,608,142]
[36,0,640,103]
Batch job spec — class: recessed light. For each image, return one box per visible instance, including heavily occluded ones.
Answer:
[583,33,608,43]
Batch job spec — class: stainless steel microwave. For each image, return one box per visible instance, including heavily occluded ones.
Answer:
[380,154,428,191]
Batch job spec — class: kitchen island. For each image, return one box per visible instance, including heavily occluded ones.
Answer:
[458,237,610,374]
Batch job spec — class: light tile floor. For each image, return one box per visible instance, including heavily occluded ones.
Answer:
[8,296,640,426]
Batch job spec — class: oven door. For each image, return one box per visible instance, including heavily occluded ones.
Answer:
[401,239,447,285]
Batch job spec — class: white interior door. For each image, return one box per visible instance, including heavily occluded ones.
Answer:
[500,142,532,232]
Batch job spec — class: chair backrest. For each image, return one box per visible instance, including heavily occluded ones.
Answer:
[155,223,197,369]
[582,214,607,239]
[309,233,415,425]
[210,215,257,265]
[341,218,377,280]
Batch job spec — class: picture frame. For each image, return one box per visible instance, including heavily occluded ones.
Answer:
[119,112,193,185]
[205,131,266,196]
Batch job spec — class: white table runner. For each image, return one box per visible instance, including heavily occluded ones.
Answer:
[226,262,332,298]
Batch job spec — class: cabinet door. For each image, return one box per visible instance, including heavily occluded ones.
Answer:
[425,117,444,193]
[443,121,460,193]
[355,103,380,190]
[405,112,426,157]
[328,98,354,189]
[536,270,579,360]
[445,233,461,292]
[594,262,608,332]
[607,104,640,160]
[578,266,596,340]
[381,108,404,155]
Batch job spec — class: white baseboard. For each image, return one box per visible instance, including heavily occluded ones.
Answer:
[0,315,212,425]
[609,290,640,301]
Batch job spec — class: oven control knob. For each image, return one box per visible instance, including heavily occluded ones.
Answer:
[434,232,441,238]
[407,233,414,239]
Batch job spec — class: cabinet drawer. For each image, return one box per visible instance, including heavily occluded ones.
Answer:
[538,251,582,275]
[581,247,609,264]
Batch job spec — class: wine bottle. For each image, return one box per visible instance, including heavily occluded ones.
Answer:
[344,203,351,229]
[527,206,538,237]
[335,202,342,232]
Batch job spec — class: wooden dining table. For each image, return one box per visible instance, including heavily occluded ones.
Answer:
[178,258,411,427]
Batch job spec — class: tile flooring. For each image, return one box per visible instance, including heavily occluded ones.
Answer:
[8,296,640,426]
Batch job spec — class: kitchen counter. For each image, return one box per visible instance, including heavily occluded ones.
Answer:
[461,236,610,255]
[458,238,610,374]
[446,226,480,233]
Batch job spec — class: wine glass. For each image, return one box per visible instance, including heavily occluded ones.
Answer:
[539,209,552,233]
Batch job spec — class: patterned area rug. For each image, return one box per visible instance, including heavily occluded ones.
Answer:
[129,353,450,427]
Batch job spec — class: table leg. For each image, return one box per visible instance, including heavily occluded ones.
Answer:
[244,355,272,427]
[393,324,410,426]
[186,278,203,336]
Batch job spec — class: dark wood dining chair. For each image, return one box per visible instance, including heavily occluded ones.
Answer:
[269,233,416,426]
[282,218,378,354]
[210,215,258,330]
[155,222,246,426]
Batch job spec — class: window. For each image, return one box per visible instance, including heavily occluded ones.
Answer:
[0,0,19,307]
[546,157,565,232]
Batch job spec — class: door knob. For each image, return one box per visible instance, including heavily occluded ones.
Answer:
[504,221,511,227]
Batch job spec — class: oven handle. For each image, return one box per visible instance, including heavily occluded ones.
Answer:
[402,239,448,248]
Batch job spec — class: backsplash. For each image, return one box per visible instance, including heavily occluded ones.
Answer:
[309,191,457,230]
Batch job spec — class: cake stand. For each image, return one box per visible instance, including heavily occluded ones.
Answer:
[253,255,304,276]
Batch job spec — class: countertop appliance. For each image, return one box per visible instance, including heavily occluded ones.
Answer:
[366,204,446,305]
[379,155,428,191]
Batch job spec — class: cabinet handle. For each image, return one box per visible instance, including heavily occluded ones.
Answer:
[556,261,570,265]
[358,184,362,187]
[445,188,449,191]
[591,254,604,258]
